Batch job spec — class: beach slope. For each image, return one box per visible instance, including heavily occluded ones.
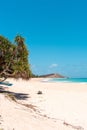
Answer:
[0,78,87,130]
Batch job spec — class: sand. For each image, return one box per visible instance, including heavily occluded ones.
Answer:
[0,78,87,130]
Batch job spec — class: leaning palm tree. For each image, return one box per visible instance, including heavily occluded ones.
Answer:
[0,36,16,81]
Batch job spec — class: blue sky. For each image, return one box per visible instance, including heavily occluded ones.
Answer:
[0,0,87,77]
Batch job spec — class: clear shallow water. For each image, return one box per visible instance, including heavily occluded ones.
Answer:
[47,78,87,83]
[0,81,13,86]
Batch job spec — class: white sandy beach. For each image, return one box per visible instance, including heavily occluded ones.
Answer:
[0,78,87,130]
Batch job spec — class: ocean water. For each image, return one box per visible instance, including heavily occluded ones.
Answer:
[47,78,87,83]
[0,81,13,86]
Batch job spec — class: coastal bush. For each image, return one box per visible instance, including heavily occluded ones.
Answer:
[0,35,32,80]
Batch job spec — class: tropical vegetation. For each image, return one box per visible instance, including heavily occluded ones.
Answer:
[0,35,32,80]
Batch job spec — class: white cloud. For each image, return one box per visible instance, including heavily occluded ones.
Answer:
[49,63,58,68]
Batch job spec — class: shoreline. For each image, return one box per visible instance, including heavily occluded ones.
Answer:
[0,78,87,130]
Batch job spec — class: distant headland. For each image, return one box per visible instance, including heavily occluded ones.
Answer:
[39,73,67,78]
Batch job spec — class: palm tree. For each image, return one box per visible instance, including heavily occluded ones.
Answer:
[0,36,15,80]
[14,35,32,79]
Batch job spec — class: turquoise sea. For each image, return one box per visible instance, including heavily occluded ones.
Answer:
[47,78,87,83]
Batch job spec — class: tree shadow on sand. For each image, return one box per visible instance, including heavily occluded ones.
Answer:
[0,86,29,100]
[0,85,37,112]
